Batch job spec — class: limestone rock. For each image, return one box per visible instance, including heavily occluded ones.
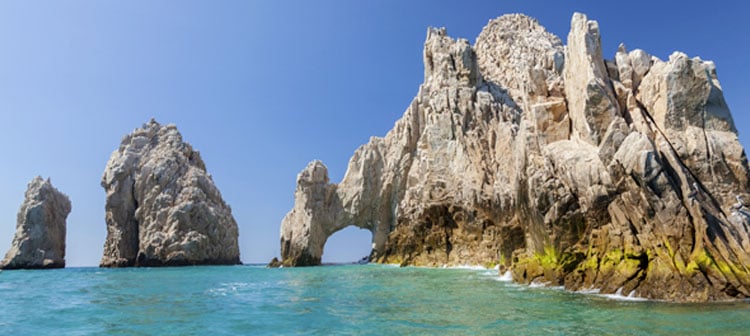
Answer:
[100,119,240,267]
[280,161,341,266]
[278,12,750,302]
[639,52,735,133]
[1,176,71,269]
[564,13,620,145]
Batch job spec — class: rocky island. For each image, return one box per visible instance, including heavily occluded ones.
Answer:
[100,119,240,267]
[1,176,71,269]
[278,13,750,301]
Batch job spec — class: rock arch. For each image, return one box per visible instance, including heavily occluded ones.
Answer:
[278,13,750,302]
[279,161,393,266]
[322,226,374,263]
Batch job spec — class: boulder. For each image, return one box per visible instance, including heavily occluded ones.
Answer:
[100,119,240,267]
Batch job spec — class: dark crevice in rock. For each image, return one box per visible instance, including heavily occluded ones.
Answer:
[276,12,750,302]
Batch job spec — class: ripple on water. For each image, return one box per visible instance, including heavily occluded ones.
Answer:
[0,265,749,335]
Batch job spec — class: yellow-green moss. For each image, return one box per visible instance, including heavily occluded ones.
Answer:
[683,249,711,275]
[599,249,624,273]
[536,246,559,271]
[685,248,749,280]
[581,254,599,270]
[663,239,675,259]
[518,246,584,275]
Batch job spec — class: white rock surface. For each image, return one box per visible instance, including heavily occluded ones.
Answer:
[1,176,71,269]
[100,119,240,267]
[278,12,750,302]
[563,13,619,145]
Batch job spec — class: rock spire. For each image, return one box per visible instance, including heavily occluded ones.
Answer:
[278,13,750,302]
[1,176,71,269]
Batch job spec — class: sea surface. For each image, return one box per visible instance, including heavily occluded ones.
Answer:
[1,264,749,335]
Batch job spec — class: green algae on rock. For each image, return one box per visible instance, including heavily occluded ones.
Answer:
[277,13,750,302]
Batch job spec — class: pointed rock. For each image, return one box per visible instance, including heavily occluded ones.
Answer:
[278,12,750,302]
[1,176,71,269]
[564,12,620,145]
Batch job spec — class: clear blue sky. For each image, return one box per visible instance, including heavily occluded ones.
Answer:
[1,1,748,266]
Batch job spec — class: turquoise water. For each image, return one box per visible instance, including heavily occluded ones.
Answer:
[1,265,749,335]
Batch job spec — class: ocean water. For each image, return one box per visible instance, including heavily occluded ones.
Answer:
[1,265,749,335]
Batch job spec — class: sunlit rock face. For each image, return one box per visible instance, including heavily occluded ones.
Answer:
[101,119,240,267]
[1,176,71,270]
[278,13,750,302]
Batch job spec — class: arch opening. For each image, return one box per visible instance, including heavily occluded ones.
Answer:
[321,226,373,264]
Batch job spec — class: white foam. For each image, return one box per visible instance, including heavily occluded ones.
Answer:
[575,287,601,294]
[447,264,490,270]
[528,281,548,288]
[597,287,648,302]
[206,282,250,296]
[496,270,513,282]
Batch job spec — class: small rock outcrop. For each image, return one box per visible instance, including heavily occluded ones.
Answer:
[279,13,750,301]
[1,176,71,269]
[100,119,240,267]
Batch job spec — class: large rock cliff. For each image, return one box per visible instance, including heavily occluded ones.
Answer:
[278,13,750,301]
[100,119,240,267]
[1,176,71,269]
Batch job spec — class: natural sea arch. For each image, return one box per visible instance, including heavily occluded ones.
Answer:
[321,226,374,264]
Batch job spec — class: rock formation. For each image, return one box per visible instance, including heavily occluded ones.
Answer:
[100,119,240,267]
[1,176,71,269]
[278,13,750,302]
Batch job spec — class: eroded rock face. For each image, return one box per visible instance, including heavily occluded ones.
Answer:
[1,176,71,269]
[279,13,750,301]
[100,119,240,267]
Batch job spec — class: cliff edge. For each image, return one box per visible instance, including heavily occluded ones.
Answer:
[279,13,750,302]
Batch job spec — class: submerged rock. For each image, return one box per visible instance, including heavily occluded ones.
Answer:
[100,119,240,267]
[1,176,71,269]
[267,257,282,268]
[278,12,750,302]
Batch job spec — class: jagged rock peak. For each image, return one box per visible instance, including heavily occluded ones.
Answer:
[100,119,240,267]
[1,176,71,269]
[564,12,620,145]
[475,13,565,101]
[423,26,479,87]
[278,12,750,302]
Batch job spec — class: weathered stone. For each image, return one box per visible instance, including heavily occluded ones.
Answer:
[638,52,748,210]
[100,119,240,267]
[278,12,750,302]
[279,161,342,266]
[615,44,633,89]
[639,52,735,133]
[629,49,652,90]
[267,257,282,268]
[1,176,71,269]
[564,13,620,145]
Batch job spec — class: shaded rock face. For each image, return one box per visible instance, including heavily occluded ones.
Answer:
[279,13,750,302]
[101,119,240,267]
[1,176,71,269]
